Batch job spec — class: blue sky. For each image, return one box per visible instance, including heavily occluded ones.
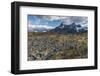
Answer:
[28,15,62,28]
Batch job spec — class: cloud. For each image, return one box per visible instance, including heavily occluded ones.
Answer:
[35,15,88,26]
[28,24,54,29]
[28,20,33,25]
[28,24,55,31]
[36,15,67,21]
[63,16,88,26]
[46,16,67,21]
[46,16,88,26]
[34,15,61,20]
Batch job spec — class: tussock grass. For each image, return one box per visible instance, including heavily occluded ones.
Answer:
[28,32,88,61]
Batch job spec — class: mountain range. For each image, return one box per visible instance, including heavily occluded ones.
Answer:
[29,22,87,34]
[50,22,87,34]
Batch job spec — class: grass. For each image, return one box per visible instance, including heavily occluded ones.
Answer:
[28,32,88,61]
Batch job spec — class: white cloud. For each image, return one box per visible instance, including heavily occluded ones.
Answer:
[49,16,67,21]
[28,20,33,25]
[43,16,67,21]
[40,16,88,26]
[28,24,54,29]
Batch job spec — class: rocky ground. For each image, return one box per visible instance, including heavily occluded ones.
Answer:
[28,32,88,61]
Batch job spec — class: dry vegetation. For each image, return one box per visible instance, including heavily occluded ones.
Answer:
[28,32,88,61]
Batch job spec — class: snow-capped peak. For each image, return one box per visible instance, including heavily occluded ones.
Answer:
[59,25,64,29]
